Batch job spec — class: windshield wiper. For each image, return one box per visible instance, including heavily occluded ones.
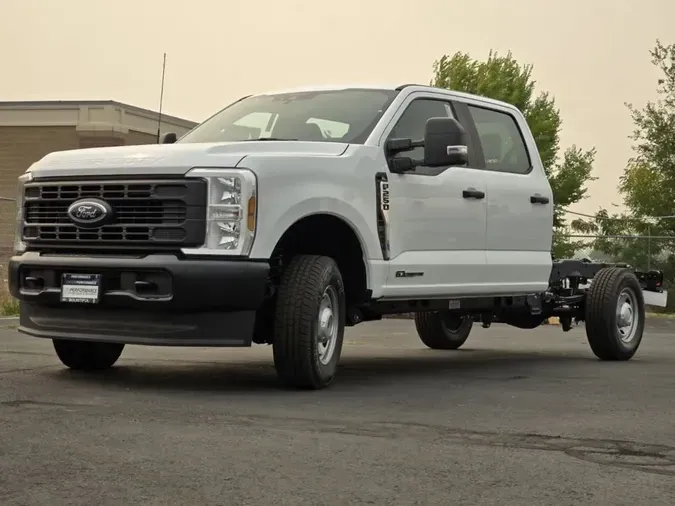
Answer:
[243,137,298,141]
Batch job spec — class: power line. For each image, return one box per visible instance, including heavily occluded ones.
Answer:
[559,207,675,222]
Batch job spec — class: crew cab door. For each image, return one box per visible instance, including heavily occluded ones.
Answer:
[463,101,554,294]
[377,93,489,299]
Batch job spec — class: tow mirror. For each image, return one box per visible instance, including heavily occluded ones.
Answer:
[162,132,177,144]
[385,117,469,173]
[423,117,468,167]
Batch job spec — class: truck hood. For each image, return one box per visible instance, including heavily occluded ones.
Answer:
[27,141,349,179]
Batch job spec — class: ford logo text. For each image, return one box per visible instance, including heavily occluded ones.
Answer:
[67,199,113,227]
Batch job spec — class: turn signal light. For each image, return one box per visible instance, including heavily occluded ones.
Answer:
[247,196,256,232]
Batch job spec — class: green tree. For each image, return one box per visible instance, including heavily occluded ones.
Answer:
[621,40,675,226]
[583,40,675,303]
[431,50,597,258]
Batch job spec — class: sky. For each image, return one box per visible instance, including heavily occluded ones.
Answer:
[3,0,674,215]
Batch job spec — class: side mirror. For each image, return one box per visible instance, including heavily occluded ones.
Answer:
[423,117,468,167]
[162,132,177,144]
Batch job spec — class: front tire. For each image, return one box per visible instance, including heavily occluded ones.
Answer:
[585,267,645,361]
[53,339,125,371]
[414,311,473,350]
[272,255,346,389]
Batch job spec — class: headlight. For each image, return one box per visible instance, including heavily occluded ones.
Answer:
[181,168,257,256]
[13,172,33,254]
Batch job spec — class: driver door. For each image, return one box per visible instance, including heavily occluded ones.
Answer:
[378,93,488,299]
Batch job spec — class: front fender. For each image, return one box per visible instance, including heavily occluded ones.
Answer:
[249,196,380,262]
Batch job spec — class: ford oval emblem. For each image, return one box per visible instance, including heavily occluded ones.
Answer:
[67,198,113,227]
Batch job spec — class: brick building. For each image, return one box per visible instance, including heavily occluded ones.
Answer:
[0,100,197,270]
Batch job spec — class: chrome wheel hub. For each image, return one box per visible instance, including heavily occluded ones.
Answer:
[317,285,339,365]
[616,288,639,343]
[618,302,633,328]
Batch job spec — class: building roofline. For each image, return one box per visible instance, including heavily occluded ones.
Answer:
[0,100,196,127]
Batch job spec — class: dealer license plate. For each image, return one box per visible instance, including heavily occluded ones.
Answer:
[61,273,102,304]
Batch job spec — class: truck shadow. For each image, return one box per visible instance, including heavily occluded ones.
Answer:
[46,348,616,395]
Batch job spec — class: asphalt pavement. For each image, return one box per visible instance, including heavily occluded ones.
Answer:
[1,317,675,505]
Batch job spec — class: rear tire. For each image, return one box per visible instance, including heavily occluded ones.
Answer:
[585,267,645,361]
[53,340,125,371]
[414,311,473,350]
[272,255,346,389]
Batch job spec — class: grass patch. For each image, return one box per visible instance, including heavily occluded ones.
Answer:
[0,297,18,317]
[0,282,18,317]
[646,311,675,319]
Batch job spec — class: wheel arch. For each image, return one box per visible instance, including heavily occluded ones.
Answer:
[268,211,370,306]
[250,197,378,260]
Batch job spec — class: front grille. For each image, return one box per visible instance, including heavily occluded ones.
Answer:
[25,200,187,225]
[22,179,207,251]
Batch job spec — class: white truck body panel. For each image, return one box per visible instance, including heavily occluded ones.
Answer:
[24,84,556,301]
[10,83,666,387]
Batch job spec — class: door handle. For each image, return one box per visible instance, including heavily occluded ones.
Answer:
[463,188,485,200]
[530,194,549,204]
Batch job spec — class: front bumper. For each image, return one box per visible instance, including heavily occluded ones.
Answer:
[8,252,269,346]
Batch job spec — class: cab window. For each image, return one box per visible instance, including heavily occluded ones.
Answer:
[468,105,531,174]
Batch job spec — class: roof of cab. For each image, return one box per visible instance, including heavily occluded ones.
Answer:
[253,83,518,112]
[255,83,401,95]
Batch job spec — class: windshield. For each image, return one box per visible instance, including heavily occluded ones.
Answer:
[178,89,399,145]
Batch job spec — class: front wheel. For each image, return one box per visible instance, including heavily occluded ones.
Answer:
[414,311,473,350]
[272,255,346,389]
[585,267,645,361]
[53,339,125,371]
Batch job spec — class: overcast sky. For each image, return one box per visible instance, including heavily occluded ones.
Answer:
[3,0,674,215]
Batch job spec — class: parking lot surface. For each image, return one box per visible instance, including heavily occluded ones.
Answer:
[1,317,675,505]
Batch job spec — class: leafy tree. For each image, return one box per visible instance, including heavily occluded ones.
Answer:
[621,41,675,227]
[431,50,597,258]
[578,40,675,309]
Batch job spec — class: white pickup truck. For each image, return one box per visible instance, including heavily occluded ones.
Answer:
[8,84,667,389]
